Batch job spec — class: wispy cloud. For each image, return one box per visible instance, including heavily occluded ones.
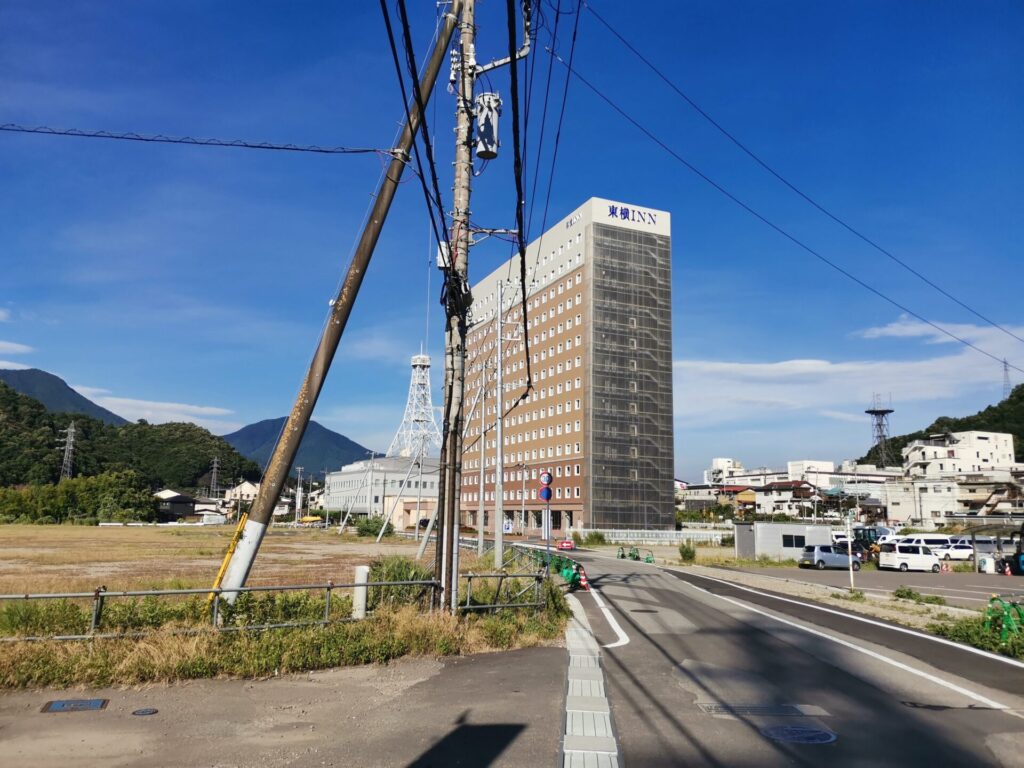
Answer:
[0,340,32,354]
[0,309,10,322]
[674,317,1022,429]
[0,360,30,370]
[71,385,241,433]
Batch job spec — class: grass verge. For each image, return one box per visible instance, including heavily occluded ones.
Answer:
[894,586,947,606]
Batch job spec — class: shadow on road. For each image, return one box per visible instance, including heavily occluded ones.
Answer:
[406,711,525,768]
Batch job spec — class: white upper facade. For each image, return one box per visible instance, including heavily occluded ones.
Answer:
[902,431,1017,479]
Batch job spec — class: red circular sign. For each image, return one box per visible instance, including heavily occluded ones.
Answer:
[539,471,553,486]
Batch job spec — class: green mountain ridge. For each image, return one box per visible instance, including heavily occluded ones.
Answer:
[861,385,1024,465]
[0,368,127,425]
[222,417,374,476]
[0,381,259,490]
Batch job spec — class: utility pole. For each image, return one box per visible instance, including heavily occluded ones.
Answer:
[435,0,478,610]
[295,466,304,524]
[494,280,505,567]
[478,370,487,556]
[217,3,462,601]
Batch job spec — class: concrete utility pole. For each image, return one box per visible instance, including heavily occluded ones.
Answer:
[435,0,478,610]
[478,371,487,556]
[494,279,506,567]
[218,3,463,601]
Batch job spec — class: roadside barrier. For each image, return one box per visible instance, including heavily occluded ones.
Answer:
[985,595,1024,642]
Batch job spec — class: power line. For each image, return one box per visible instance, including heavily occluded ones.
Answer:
[0,123,385,156]
[378,0,450,284]
[548,48,1024,377]
[583,1,1024,348]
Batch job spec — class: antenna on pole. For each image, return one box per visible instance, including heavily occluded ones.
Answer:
[1004,358,1012,400]
[57,421,76,481]
[865,394,895,468]
[387,354,443,458]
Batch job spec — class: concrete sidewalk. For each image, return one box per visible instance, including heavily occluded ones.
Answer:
[0,648,566,768]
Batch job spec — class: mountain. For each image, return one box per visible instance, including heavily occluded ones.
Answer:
[0,381,260,489]
[0,368,127,425]
[223,417,374,474]
[861,385,1024,465]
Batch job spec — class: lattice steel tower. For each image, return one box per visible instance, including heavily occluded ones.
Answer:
[58,421,76,480]
[387,354,442,458]
[865,394,895,468]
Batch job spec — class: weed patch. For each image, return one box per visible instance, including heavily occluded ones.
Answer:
[894,586,946,606]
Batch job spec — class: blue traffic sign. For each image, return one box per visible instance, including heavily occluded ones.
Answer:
[539,486,552,501]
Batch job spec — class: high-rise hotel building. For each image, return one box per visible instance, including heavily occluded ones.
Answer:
[461,197,674,532]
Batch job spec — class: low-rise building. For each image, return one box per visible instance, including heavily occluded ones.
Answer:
[733,521,833,561]
[326,456,441,530]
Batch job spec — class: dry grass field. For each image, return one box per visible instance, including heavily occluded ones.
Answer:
[0,525,422,594]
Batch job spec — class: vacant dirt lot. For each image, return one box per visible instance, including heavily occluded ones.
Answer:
[0,526,422,594]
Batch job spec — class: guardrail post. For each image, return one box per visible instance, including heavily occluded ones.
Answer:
[464,573,473,610]
[89,586,106,634]
[352,566,369,620]
[211,591,221,629]
[324,580,334,624]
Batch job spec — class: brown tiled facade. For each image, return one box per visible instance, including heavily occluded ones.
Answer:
[460,198,674,533]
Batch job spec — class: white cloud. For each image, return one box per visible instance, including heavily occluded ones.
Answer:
[674,317,1022,429]
[0,360,30,370]
[0,340,32,354]
[0,309,10,322]
[71,385,241,433]
[818,409,870,424]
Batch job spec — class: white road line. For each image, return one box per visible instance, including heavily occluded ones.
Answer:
[589,586,630,648]
[678,568,1024,671]
[687,581,1011,712]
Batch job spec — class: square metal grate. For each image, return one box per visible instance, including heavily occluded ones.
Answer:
[41,699,109,713]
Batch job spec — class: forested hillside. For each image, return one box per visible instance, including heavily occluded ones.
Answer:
[0,382,260,490]
[861,385,1024,465]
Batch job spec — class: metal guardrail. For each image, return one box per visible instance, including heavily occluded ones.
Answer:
[589,528,726,545]
[459,572,544,613]
[0,579,439,643]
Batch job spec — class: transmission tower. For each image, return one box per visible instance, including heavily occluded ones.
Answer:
[865,394,895,468]
[210,456,220,498]
[1004,359,1012,400]
[58,421,76,480]
[387,354,443,458]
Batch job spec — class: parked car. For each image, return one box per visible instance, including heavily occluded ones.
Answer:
[798,544,860,571]
[556,539,576,551]
[940,543,975,561]
[878,543,941,572]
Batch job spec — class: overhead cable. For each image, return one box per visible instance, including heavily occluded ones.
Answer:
[0,123,385,156]
[548,49,1024,376]
[584,1,1024,348]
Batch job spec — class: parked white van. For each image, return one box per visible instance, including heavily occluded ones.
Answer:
[878,543,941,573]
[898,535,953,553]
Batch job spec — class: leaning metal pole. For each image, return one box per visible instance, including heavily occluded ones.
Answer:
[219,4,463,601]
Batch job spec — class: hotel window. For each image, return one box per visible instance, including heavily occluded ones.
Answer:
[575,487,581,498]
[575,464,581,475]
[576,314,582,324]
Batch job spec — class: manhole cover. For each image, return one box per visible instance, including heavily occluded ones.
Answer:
[699,704,803,717]
[761,725,836,744]
[132,708,159,716]
[41,699,108,713]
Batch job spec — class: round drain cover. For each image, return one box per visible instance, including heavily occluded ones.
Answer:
[132,708,159,717]
[761,725,836,744]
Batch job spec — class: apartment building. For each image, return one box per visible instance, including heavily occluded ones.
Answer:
[460,197,674,532]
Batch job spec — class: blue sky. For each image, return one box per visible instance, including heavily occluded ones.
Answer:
[1,1,1021,481]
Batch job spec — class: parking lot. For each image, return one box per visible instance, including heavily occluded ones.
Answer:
[732,566,1024,610]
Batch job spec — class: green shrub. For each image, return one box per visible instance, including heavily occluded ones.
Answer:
[355,515,393,538]
[571,531,583,545]
[720,535,734,548]
[583,531,607,546]
[678,541,696,563]
[368,555,433,609]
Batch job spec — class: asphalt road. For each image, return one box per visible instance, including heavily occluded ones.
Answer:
[731,565,1024,609]
[573,551,1024,767]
